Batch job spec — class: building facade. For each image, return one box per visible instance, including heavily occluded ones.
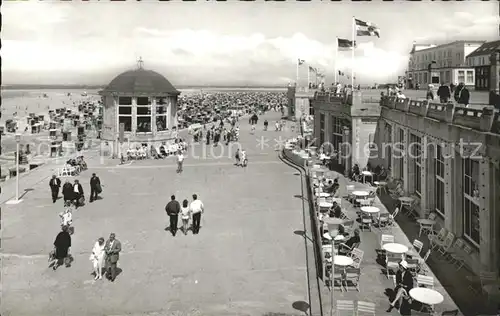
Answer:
[99,67,180,156]
[465,40,500,91]
[311,91,381,175]
[375,96,500,276]
[406,41,484,89]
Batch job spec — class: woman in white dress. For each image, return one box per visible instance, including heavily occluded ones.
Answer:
[90,237,106,280]
[181,199,191,235]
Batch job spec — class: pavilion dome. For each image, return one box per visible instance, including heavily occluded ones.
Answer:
[102,68,180,95]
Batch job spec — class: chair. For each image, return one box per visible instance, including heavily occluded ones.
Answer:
[375,213,390,231]
[440,310,459,316]
[428,228,447,248]
[407,239,424,258]
[336,300,354,315]
[416,274,434,288]
[376,234,395,257]
[340,242,360,256]
[435,232,455,255]
[385,254,400,278]
[356,301,376,315]
[342,220,355,235]
[418,218,435,237]
[349,248,364,269]
[360,214,372,231]
[330,266,346,291]
[388,207,400,227]
[344,267,361,292]
[444,239,464,261]
[449,243,472,271]
[417,249,431,274]
[405,258,420,273]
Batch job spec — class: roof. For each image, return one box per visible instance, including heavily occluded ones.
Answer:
[466,40,500,58]
[101,68,180,95]
[410,40,485,54]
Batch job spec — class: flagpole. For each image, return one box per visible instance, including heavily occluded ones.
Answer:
[307,66,311,91]
[296,59,299,85]
[351,16,355,89]
[335,37,338,84]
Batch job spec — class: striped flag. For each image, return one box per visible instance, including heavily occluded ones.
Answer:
[355,19,380,38]
[338,38,356,50]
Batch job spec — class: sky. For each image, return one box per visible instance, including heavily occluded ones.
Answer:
[2,1,499,86]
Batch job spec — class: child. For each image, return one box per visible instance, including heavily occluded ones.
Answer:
[181,199,191,235]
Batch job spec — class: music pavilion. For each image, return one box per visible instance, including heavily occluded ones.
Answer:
[99,60,180,156]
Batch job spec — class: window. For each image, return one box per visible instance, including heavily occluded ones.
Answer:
[458,70,465,83]
[448,50,451,57]
[118,97,132,105]
[331,117,343,154]
[466,70,474,84]
[397,128,405,180]
[368,133,375,150]
[434,145,445,216]
[136,97,152,133]
[423,74,427,84]
[463,158,480,246]
[410,134,422,196]
[119,116,132,132]
[319,113,325,146]
[445,71,451,83]
[155,97,168,132]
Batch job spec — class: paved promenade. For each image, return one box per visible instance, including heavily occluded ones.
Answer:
[1,113,311,316]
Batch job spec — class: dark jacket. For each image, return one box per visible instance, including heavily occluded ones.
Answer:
[54,231,71,259]
[437,85,451,98]
[458,87,470,105]
[395,269,414,290]
[345,235,361,248]
[73,183,84,195]
[62,182,74,199]
[165,200,181,216]
[49,178,61,190]
[90,176,101,188]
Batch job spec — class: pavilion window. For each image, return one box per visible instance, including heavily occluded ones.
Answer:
[434,144,445,217]
[118,97,132,105]
[136,98,152,133]
[410,133,422,197]
[462,158,480,246]
[118,105,132,132]
[155,97,168,132]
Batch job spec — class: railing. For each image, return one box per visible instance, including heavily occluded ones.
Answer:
[380,96,498,134]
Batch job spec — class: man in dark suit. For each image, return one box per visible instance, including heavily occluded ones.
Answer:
[386,260,414,312]
[89,173,101,202]
[62,180,73,204]
[49,175,61,203]
[104,233,121,282]
[72,180,84,207]
[165,195,181,236]
[437,83,451,103]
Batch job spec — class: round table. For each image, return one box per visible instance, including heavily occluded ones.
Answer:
[417,219,436,226]
[374,181,387,186]
[360,206,380,214]
[352,191,369,197]
[319,201,333,208]
[316,192,331,197]
[362,171,373,176]
[324,218,345,225]
[382,243,409,254]
[334,235,345,241]
[409,288,444,305]
[333,255,353,266]
[399,196,415,203]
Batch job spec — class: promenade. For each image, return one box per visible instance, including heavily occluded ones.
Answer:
[1,112,311,316]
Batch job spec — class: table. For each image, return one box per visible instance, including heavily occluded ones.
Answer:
[333,255,354,266]
[334,235,345,241]
[382,243,409,254]
[319,201,333,208]
[352,191,369,197]
[360,206,380,214]
[316,192,331,197]
[409,288,444,305]
[324,218,345,225]
[417,219,436,226]
[399,196,415,207]
[362,170,374,183]
[374,181,387,193]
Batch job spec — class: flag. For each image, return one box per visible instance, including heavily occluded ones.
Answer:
[308,66,317,73]
[355,18,380,38]
[338,38,356,50]
[298,59,305,65]
[338,70,344,76]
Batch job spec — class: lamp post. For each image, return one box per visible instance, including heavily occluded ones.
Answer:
[7,133,23,204]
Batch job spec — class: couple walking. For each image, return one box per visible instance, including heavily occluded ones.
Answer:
[89,233,121,281]
[165,194,204,236]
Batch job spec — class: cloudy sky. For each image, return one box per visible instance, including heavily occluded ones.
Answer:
[2,1,499,86]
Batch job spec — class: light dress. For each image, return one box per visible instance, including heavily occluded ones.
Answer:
[90,242,106,270]
[181,206,190,220]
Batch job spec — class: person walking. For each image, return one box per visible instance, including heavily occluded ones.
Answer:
[104,233,121,282]
[180,199,191,235]
[437,83,451,103]
[73,179,84,208]
[49,174,61,203]
[176,151,185,173]
[190,194,204,234]
[90,237,106,280]
[165,195,181,236]
[62,180,73,204]
[52,225,72,270]
[89,173,101,202]
[454,82,470,107]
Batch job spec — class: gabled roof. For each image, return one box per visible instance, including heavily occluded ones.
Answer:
[466,40,500,58]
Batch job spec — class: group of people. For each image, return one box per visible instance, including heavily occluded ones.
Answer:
[193,121,240,146]
[165,194,205,236]
[49,173,102,206]
[51,229,122,282]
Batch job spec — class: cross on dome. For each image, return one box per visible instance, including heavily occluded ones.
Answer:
[137,57,144,69]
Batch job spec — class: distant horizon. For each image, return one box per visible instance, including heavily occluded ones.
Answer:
[1,84,291,90]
